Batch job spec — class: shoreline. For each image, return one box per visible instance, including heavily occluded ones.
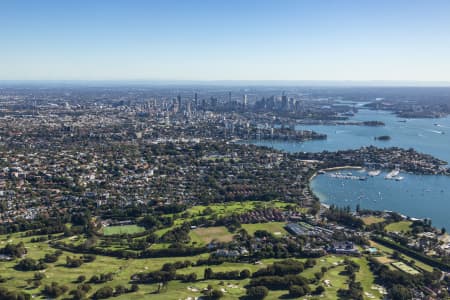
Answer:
[307,166,364,205]
[320,166,363,172]
[308,165,363,182]
[308,166,449,230]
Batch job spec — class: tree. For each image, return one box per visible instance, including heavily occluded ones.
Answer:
[69,289,86,300]
[15,258,46,271]
[66,256,83,268]
[34,272,45,281]
[185,272,197,282]
[93,286,114,299]
[305,258,316,268]
[204,268,213,280]
[211,289,224,299]
[313,285,325,295]
[0,287,31,300]
[77,283,92,293]
[43,253,58,263]
[314,272,323,280]
[289,285,306,297]
[1,242,27,258]
[240,269,251,279]
[392,251,401,260]
[42,282,69,298]
[389,284,413,300]
[114,285,127,296]
[201,285,224,299]
[130,284,139,292]
[246,286,269,299]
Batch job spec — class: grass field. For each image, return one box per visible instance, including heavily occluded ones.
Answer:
[392,261,421,275]
[189,226,234,245]
[362,216,385,225]
[187,200,292,217]
[149,243,171,250]
[102,224,145,236]
[0,232,215,299]
[303,255,381,300]
[375,256,394,265]
[385,221,412,233]
[241,222,287,236]
[154,200,294,239]
[0,228,385,300]
[0,230,258,300]
[369,240,433,272]
[153,226,172,238]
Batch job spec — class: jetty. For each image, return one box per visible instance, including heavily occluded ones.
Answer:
[328,172,367,181]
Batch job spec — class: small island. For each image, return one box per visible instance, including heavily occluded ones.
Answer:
[374,135,391,141]
[363,121,385,126]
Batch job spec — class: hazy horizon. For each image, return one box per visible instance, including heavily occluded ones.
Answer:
[1,79,450,88]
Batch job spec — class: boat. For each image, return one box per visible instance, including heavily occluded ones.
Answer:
[395,176,404,181]
[329,173,366,180]
[430,130,444,134]
[385,169,400,179]
[368,170,381,177]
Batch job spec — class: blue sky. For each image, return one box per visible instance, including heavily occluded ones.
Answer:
[1,0,450,81]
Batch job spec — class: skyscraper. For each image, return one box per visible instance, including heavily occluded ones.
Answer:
[281,92,288,111]
[177,94,182,109]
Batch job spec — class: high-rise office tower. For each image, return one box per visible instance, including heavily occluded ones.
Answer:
[177,94,182,109]
[281,92,288,111]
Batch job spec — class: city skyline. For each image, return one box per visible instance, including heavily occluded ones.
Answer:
[1,0,450,82]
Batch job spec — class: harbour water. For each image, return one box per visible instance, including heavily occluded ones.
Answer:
[251,109,450,163]
[310,169,450,230]
[248,108,450,229]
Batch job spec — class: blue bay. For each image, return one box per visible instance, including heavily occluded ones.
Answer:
[249,108,450,230]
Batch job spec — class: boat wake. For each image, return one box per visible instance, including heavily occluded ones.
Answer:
[427,129,445,135]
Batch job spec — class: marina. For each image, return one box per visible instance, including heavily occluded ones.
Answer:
[311,168,450,230]
[327,172,367,181]
[251,108,450,230]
